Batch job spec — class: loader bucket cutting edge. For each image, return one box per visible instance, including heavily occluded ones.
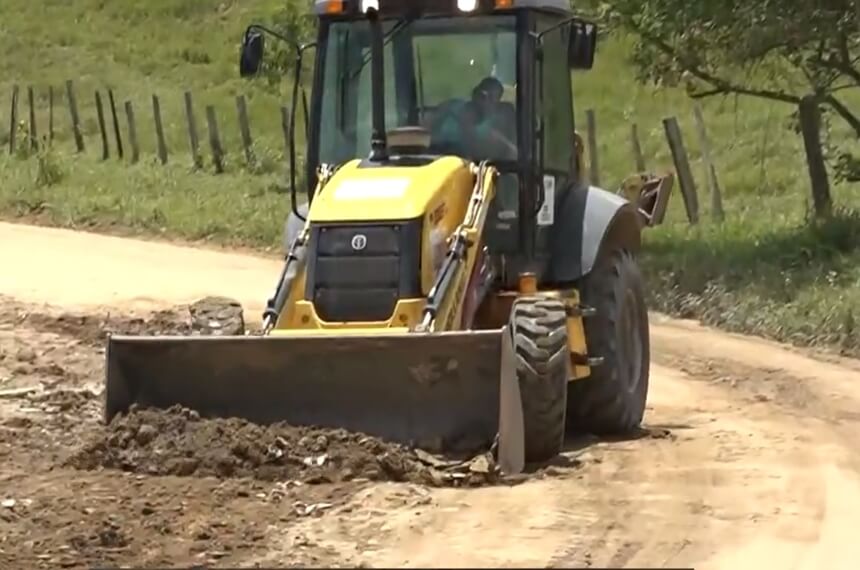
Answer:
[104,328,520,456]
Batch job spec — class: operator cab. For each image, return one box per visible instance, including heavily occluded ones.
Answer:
[240,0,595,176]
[240,0,597,271]
[316,6,521,166]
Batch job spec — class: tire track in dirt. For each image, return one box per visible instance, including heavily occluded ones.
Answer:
[275,328,860,569]
[649,319,860,570]
[265,362,810,568]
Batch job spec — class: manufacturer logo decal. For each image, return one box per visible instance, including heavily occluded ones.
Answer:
[351,233,367,251]
[429,202,447,226]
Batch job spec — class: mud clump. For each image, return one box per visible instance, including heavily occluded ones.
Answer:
[0,293,221,347]
[67,405,499,487]
[12,307,191,346]
[28,388,99,413]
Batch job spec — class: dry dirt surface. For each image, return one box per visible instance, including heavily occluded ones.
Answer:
[2,220,860,569]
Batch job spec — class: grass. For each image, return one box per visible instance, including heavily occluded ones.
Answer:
[0,0,307,173]
[2,3,860,355]
[568,34,860,356]
[643,201,860,355]
[0,144,287,251]
[0,0,309,250]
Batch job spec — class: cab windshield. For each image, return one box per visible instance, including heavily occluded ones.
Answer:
[318,15,518,165]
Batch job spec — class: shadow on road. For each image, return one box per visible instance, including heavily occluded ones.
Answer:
[521,423,687,474]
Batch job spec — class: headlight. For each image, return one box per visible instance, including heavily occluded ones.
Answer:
[457,0,478,12]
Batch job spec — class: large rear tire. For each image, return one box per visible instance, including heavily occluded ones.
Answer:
[512,296,568,463]
[566,248,650,434]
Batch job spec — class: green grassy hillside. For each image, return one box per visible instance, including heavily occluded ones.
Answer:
[1,1,859,354]
[0,0,308,247]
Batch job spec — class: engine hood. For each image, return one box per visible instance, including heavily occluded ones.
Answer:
[307,157,474,223]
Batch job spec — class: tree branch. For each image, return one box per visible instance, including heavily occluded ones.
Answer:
[824,94,860,138]
[629,21,803,105]
[815,32,860,88]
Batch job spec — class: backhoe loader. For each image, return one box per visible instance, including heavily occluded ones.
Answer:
[104,0,668,472]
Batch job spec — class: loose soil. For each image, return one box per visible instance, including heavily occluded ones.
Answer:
[68,404,501,487]
[3,221,860,569]
[0,291,501,569]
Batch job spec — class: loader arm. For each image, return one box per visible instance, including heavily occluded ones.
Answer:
[262,165,341,333]
[419,162,498,332]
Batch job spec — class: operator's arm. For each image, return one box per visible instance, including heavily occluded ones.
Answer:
[473,121,517,160]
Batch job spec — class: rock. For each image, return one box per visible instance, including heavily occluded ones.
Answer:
[294,502,334,516]
[266,446,284,460]
[195,529,213,540]
[182,408,201,421]
[302,454,328,467]
[16,348,37,363]
[136,424,158,445]
[3,416,33,428]
[414,449,459,469]
[468,454,494,474]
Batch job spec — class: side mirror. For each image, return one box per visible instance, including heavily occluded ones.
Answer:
[239,28,265,77]
[568,20,597,70]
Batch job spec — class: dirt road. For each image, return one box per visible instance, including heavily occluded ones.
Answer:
[2,220,860,569]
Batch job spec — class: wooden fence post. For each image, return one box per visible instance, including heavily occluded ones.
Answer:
[8,85,18,155]
[585,109,599,186]
[27,86,37,150]
[236,95,254,166]
[108,89,123,159]
[663,116,699,225]
[280,105,292,184]
[280,105,291,158]
[94,90,109,160]
[206,105,224,174]
[692,102,724,222]
[48,86,54,146]
[124,101,140,164]
[152,94,168,165]
[184,91,203,169]
[65,80,84,153]
[630,122,646,172]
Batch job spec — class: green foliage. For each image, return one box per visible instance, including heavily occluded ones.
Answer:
[0,0,306,177]
[600,0,860,221]
[0,151,286,249]
[33,142,66,188]
[642,201,860,355]
[605,1,855,91]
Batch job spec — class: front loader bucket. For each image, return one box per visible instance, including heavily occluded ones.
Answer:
[104,329,522,461]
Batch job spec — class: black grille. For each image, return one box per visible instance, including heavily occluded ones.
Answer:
[305,221,422,322]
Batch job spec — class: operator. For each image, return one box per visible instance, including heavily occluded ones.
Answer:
[430,76,518,160]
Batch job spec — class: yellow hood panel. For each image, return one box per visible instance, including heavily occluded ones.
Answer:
[308,157,473,222]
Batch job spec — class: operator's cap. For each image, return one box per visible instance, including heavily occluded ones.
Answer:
[474,77,504,99]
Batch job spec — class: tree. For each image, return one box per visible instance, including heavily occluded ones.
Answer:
[600,0,860,217]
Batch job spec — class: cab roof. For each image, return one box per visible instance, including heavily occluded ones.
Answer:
[313,0,572,17]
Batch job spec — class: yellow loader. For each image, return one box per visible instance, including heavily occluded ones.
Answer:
[104,0,670,471]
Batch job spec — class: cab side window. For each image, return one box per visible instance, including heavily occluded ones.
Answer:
[538,15,574,177]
